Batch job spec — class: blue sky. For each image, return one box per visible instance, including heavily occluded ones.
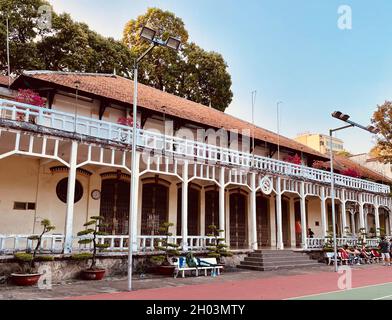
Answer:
[49,0,392,154]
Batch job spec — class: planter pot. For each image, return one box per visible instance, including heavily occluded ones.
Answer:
[149,265,176,276]
[11,273,41,286]
[81,269,106,281]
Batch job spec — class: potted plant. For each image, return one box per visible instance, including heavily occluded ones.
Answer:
[72,216,110,280]
[149,222,181,276]
[11,219,55,286]
[206,225,232,267]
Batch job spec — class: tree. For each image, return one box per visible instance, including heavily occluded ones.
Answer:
[0,0,49,74]
[123,8,233,111]
[372,101,392,163]
[0,1,133,76]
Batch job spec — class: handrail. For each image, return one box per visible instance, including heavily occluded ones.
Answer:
[0,98,390,194]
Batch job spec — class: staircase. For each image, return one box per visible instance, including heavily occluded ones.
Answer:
[237,249,323,271]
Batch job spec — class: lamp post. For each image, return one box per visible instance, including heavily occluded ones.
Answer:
[276,101,283,160]
[329,111,379,272]
[128,26,181,292]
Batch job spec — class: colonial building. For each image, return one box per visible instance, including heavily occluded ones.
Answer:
[0,71,391,255]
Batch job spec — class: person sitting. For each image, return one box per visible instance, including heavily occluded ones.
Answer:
[308,228,315,239]
[352,246,362,265]
[360,245,371,264]
[344,245,358,265]
[340,245,352,265]
[371,248,382,262]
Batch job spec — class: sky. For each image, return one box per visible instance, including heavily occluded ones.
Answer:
[48,0,392,154]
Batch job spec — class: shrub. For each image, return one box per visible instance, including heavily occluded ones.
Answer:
[206,225,232,263]
[150,222,180,266]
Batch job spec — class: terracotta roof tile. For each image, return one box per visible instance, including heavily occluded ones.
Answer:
[0,75,13,87]
[17,71,328,160]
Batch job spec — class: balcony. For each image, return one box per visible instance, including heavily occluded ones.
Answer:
[0,98,390,194]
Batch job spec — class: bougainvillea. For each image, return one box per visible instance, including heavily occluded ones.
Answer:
[341,168,361,178]
[284,154,302,165]
[312,160,329,171]
[15,89,45,107]
[117,116,140,128]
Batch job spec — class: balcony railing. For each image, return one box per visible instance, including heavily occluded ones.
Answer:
[0,98,390,194]
[0,234,217,255]
[306,237,380,249]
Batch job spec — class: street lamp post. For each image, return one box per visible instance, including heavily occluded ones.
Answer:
[276,101,283,160]
[128,26,181,292]
[329,111,379,272]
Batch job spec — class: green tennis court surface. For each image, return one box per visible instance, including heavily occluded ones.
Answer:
[289,282,392,300]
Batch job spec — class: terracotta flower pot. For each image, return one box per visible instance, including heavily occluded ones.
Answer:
[11,273,41,286]
[81,269,106,281]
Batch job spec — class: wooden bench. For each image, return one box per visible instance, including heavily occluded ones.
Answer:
[174,257,223,278]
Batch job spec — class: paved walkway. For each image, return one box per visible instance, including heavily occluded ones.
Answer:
[1,264,391,300]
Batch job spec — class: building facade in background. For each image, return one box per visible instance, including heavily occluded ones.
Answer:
[295,133,344,155]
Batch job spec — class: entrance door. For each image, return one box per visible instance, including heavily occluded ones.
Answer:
[141,183,168,235]
[230,192,247,249]
[177,186,200,236]
[100,179,130,235]
[205,190,219,234]
[256,194,270,247]
[282,199,290,247]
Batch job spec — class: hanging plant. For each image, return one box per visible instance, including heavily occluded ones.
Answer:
[341,168,361,178]
[284,153,302,165]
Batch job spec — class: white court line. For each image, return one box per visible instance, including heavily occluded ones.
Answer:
[374,294,392,301]
[286,282,392,300]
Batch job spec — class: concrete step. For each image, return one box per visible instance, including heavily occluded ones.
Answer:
[243,256,315,264]
[238,262,323,272]
[240,259,319,267]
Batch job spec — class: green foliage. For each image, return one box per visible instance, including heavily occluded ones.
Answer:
[75,216,108,270]
[13,218,55,273]
[123,8,233,111]
[14,253,33,262]
[206,225,232,263]
[150,221,180,266]
[71,252,93,261]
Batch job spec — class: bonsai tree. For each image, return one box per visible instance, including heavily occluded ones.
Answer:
[357,228,367,246]
[343,226,352,238]
[150,222,181,266]
[322,231,334,252]
[14,219,55,274]
[72,216,110,270]
[206,225,232,263]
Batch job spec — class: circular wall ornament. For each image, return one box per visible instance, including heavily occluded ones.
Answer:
[91,189,101,200]
[56,178,83,203]
[259,176,273,195]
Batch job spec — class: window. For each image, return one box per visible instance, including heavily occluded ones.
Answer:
[13,202,36,210]
[56,178,83,203]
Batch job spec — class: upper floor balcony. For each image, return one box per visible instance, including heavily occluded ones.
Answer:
[0,98,390,194]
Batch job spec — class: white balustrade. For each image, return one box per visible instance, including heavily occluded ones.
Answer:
[0,234,64,254]
[306,237,381,249]
[1,99,389,194]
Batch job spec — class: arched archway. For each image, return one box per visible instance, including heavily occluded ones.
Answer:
[256,193,270,247]
[99,177,130,235]
[229,190,248,249]
[141,180,169,235]
[205,188,219,233]
[177,184,201,236]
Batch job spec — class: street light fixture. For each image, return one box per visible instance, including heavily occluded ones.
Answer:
[329,111,379,272]
[128,26,181,292]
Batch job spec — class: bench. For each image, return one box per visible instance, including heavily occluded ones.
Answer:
[174,257,223,278]
[325,252,340,265]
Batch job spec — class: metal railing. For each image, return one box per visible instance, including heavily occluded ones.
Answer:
[0,98,390,194]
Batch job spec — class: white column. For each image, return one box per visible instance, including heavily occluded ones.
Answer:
[225,191,230,245]
[341,190,347,236]
[181,160,189,251]
[250,173,258,250]
[64,140,78,254]
[389,209,392,236]
[200,187,206,236]
[289,197,296,248]
[350,210,356,235]
[375,206,380,237]
[269,196,276,247]
[130,151,140,251]
[300,181,307,249]
[219,167,225,240]
[320,186,327,238]
[276,177,284,250]
[364,207,369,233]
[359,203,365,231]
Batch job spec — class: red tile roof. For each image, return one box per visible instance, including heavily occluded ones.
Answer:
[0,75,13,87]
[14,71,329,160]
